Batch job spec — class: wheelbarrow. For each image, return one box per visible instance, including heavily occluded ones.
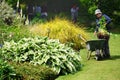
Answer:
[86,39,105,60]
[79,34,105,60]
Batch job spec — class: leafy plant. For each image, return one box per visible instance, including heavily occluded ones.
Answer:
[31,17,47,25]
[8,62,58,80]
[1,36,81,75]
[0,59,22,80]
[29,17,88,50]
[0,0,25,26]
[80,0,98,14]
[0,0,15,25]
[97,16,109,36]
[0,25,32,44]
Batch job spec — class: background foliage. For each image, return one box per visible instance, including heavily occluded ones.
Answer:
[80,0,120,24]
[5,0,120,25]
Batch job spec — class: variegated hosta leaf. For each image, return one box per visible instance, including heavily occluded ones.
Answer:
[1,36,81,75]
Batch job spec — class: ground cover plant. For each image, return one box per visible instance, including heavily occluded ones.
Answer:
[0,59,22,80]
[1,36,81,75]
[0,58,57,80]
[8,62,58,80]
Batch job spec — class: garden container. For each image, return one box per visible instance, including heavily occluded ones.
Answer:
[86,39,105,60]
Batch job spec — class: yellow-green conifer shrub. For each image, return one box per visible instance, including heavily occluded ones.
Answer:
[29,17,88,50]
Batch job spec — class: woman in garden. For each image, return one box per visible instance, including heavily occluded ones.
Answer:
[94,9,111,60]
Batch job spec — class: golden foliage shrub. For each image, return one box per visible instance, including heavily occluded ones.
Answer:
[29,17,88,50]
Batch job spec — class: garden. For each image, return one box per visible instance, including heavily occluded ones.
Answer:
[0,0,120,80]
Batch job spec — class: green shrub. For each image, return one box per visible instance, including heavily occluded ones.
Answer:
[0,59,22,80]
[1,36,81,75]
[0,0,25,26]
[31,17,47,25]
[0,26,32,44]
[0,0,15,25]
[30,17,88,50]
[0,19,7,27]
[9,62,58,80]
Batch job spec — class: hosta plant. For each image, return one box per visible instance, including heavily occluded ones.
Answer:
[1,36,81,75]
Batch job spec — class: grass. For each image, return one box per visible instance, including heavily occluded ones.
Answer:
[56,31,120,80]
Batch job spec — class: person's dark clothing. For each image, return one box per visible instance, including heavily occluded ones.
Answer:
[71,6,79,23]
[27,5,35,21]
[41,5,47,13]
[41,5,47,19]
[97,34,110,58]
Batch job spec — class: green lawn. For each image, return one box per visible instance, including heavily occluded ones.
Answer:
[56,32,120,80]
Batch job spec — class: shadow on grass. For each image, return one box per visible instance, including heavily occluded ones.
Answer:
[100,55,120,61]
[110,55,120,60]
[84,55,120,61]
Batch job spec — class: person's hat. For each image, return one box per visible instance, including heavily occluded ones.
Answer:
[95,9,102,15]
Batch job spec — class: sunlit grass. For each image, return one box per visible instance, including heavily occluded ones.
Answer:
[56,32,120,80]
